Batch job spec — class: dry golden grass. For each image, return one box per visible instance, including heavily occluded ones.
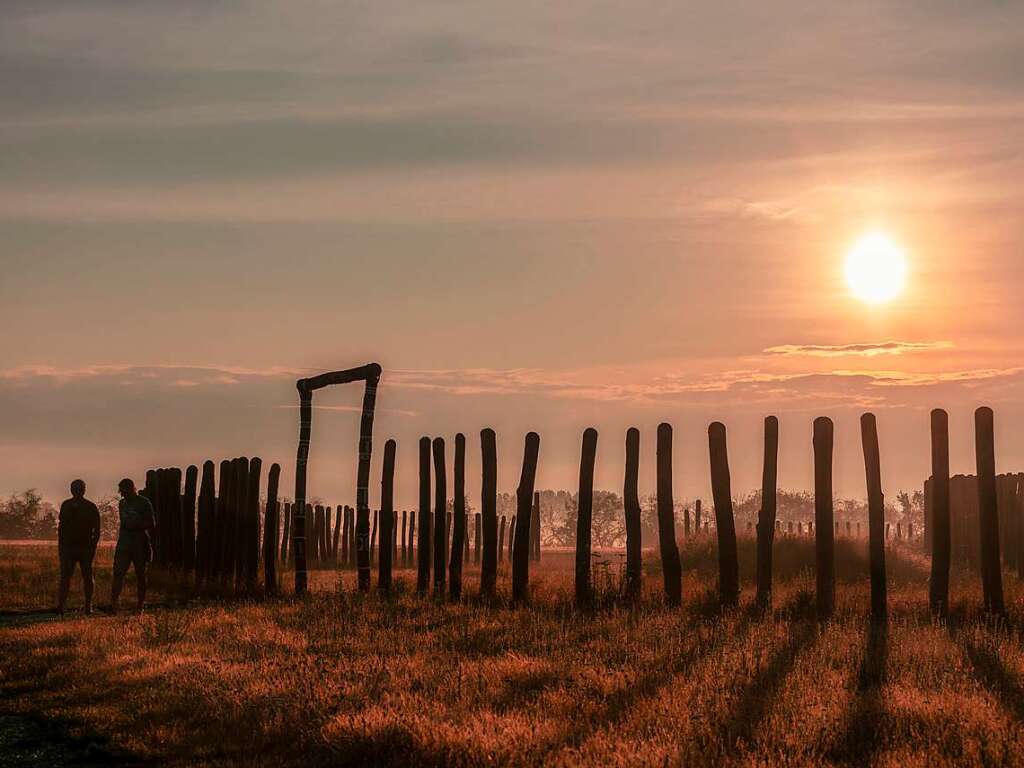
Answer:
[2,538,1024,767]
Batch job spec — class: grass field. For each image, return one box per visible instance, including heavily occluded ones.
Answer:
[2,537,1024,767]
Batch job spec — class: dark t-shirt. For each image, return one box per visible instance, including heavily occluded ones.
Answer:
[58,497,101,550]
[117,494,155,549]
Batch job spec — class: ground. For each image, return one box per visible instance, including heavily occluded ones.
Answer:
[1,538,1023,767]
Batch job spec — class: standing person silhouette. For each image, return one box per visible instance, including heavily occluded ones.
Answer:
[110,478,155,612]
[56,479,100,614]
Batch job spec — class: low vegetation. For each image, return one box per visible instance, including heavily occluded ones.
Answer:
[2,538,1022,767]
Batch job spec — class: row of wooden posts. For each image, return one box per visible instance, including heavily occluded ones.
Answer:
[146,406,1008,618]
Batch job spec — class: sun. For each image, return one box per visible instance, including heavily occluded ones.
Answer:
[844,230,908,304]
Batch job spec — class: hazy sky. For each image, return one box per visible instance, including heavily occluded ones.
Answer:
[3,2,1024,508]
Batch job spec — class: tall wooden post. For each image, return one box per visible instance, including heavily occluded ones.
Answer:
[511,432,541,603]
[432,437,447,594]
[531,492,541,562]
[183,465,198,573]
[498,516,507,563]
[709,422,739,607]
[814,417,835,619]
[756,416,778,609]
[293,384,312,593]
[449,433,466,600]
[197,461,215,583]
[370,510,378,566]
[280,500,291,566]
[264,463,280,594]
[576,428,598,606]
[929,409,951,615]
[473,513,481,564]
[245,459,261,591]
[401,510,407,566]
[378,439,396,593]
[624,427,642,600]
[976,407,1005,614]
[480,429,498,597]
[332,505,342,562]
[418,437,432,593]
[861,414,887,621]
[407,510,416,569]
[657,423,682,606]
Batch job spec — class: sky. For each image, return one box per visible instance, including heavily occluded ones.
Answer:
[2,1,1024,509]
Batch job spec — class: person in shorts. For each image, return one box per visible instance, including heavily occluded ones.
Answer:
[110,478,155,612]
[56,479,101,614]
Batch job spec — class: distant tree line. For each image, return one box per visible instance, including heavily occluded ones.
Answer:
[0,489,120,541]
[0,486,924,545]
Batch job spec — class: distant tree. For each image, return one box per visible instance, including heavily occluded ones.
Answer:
[97,495,120,541]
[0,489,58,540]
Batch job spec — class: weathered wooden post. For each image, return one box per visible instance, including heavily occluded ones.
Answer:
[379,439,396,593]
[480,428,498,597]
[247,459,262,586]
[896,522,902,540]
[474,513,482,565]
[756,416,779,609]
[531,492,541,562]
[401,510,407,566]
[814,417,835,619]
[348,505,357,565]
[335,507,344,561]
[264,463,280,594]
[232,459,249,588]
[356,503,371,591]
[214,461,230,581]
[624,427,643,600]
[684,508,691,537]
[709,422,739,607]
[280,500,291,565]
[508,516,516,559]
[433,437,447,594]
[196,461,215,583]
[976,407,1005,614]
[183,465,198,574]
[511,432,541,603]
[861,413,887,622]
[694,499,702,533]
[220,462,235,583]
[576,428,598,606]
[499,516,507,563]
[394,510,400,563]
[407,511,416,570]
[657,423,682,606]
[417,437,432,592]
[312,505,323,565]
[449,433,467,600]
[370,509,378,565]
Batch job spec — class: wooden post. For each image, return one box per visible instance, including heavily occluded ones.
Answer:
[508,516,516,559]
[449,433,466,600]
[332,505,342,563]
[756,416,778,609]
[975,407,1005,614]
[861,413,887,622]
[684,508,691,537]
[401,510,407,566]
[709,422,739,607]
[247,459,262,589]
[197,461,215,583]
[531,492,541,562]
[480,429,498,597]
[694,499,702,533]
[657,423,682,606]
[407,510,416,570]
[264,463,280,594]
[814,417,835,619]
[576,428,598,606]
[419,440,436,585]
[293,385,312,593]
[221,462,236,583]
[511,432,541,603]
[183,465,198,573]
[432,437,447,594]
[474,513,482,564]
[370,509,378,566]
[498,516,507,563]
[624,427,642,601]
[356,503,370,591]
[312,505,323,565]
[378,439,396,593]
[280,500,291,566]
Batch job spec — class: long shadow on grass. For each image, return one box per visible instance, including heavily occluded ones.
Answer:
[716,617,821,754]
[960,634,1024,721]
[827,621,888,766]
[537,590,812,760]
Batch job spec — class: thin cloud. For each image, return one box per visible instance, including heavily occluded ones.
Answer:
[765,341,955,358]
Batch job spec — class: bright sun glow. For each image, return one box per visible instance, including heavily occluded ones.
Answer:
[844,231,908,304]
